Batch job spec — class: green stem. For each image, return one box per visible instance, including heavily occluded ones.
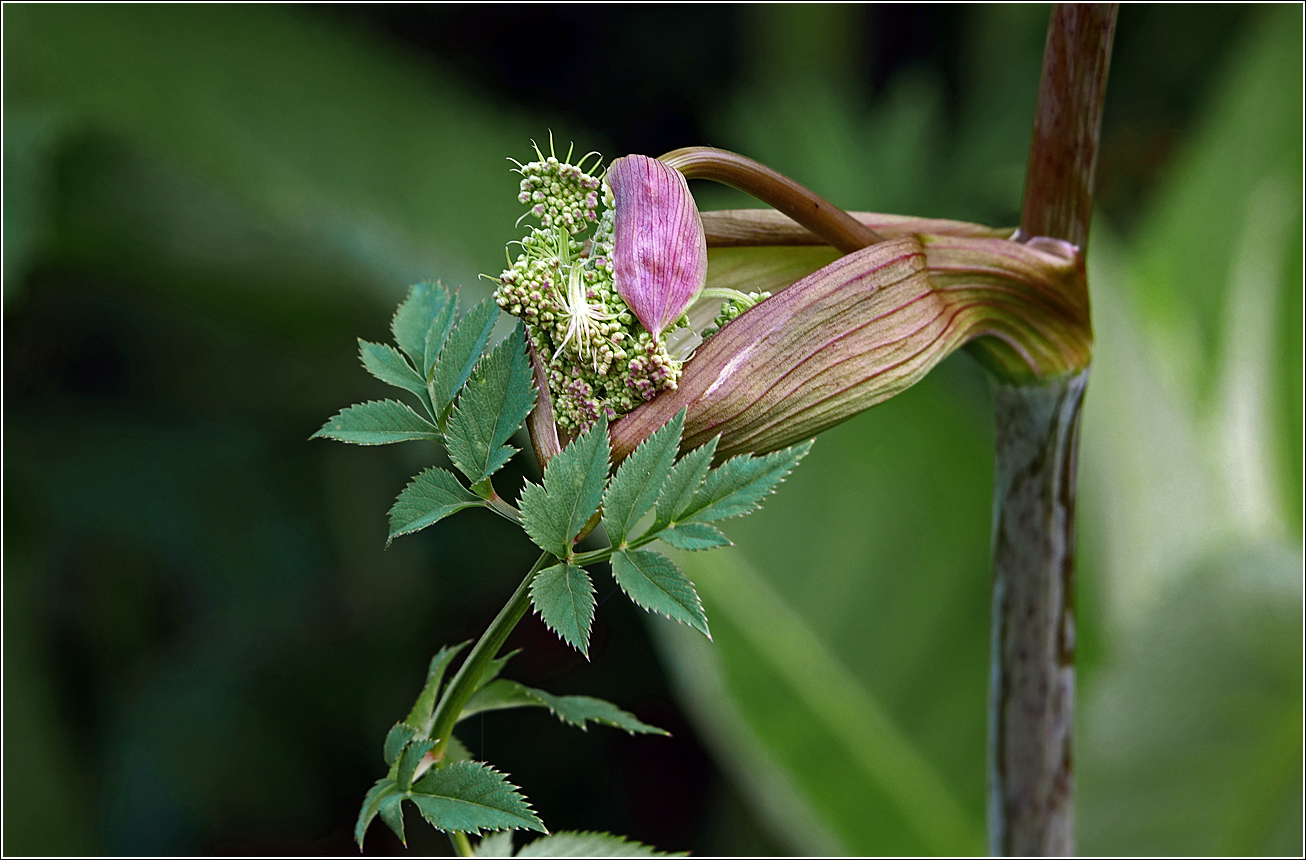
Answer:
[699,286,763,308]
[450,831,474,857]
[427,551,553,761]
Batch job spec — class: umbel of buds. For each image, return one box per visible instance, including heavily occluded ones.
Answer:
[493,145,688,434]
[494,144,1092,467]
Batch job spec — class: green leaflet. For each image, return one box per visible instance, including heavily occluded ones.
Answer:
[445,322,536,485]
[611,549,710,638]
[355,778,400,848]
[520,416,610,558]
[383,723,418,766]
[393,281,453,369]
[529,562,596,656]
[653,437,717,528]
[458,679,667,735]
[359,338,432,415]
[310,399,441,445]
[515,831,681,857]
[424,289,460,380]
[658,522,732,552]
[406,641,471,732]
[388,467,484,543]
[475,830,516,856]
[408,761,545,834]
[474,648,521,693]
[678,441,813,524]
[431,297,500,423]
[603,410,685,544]
[379,792,407,845]
[397,737,437,790]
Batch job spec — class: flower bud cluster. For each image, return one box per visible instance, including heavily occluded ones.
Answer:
[516,156,602,236]
[702,291,772,340]
[494,148,681,433]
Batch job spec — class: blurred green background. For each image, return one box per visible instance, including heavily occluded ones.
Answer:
[4,4,1301,855]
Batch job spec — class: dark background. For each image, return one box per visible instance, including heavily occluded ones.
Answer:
[4,4,1300,856]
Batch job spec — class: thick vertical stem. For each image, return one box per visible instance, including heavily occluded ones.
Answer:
[990,4,1116,856]
[988,371,1086,855]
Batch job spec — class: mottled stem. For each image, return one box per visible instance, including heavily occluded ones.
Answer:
[989,4,1116,856]
[988,371,1087,855]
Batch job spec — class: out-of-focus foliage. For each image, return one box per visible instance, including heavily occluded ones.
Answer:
[4,3,1300,856]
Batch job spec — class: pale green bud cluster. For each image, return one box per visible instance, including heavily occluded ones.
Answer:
[702,291,772,340]
[495,148,681,433]
[516,156,601,236]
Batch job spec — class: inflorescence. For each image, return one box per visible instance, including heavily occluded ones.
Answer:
[493,142,683,433]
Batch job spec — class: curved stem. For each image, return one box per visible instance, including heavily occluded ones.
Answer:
[659,146,883,253]
[427,551,553,762]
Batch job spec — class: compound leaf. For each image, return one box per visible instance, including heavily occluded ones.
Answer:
[388,467,484,543]
[603,409,685,544]
[529,562,596,656]
[520,416,610,558]
[311,399,440,445]
[445,322,536,484]
[475,830,516,856]
[408,761,545,834]
[611,549,709,638]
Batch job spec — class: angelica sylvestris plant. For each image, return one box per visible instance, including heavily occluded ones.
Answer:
[319,9,1113,847]
[315,141,810,856]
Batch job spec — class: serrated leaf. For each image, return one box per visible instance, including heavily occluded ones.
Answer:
[384,723,418,766]
[653,437,718,527]
[311,399,441,445]
[445,734,473,765]
[445,323,536,484]
[392,281,452,367]
[458,679,666,735]
[529,562,596,656]
[516,831,682,857]
[424,289,459,379]
[431,297,500,421]
[658,522,732,551]
[459,678,540,719]
[603,409,685,544]
[474,649,521,693]
[475,830,516,857]
[520,416,611,557]
[408,761,545,834]
[528,688,668,736]
[379,792,407,845]
[611,549,710,638]
[356,778,400,848]
[398,737,437,790]
[406,641,471,733]
[388,467,484,543]
[359,338,432,415]
[677,441,813,524]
